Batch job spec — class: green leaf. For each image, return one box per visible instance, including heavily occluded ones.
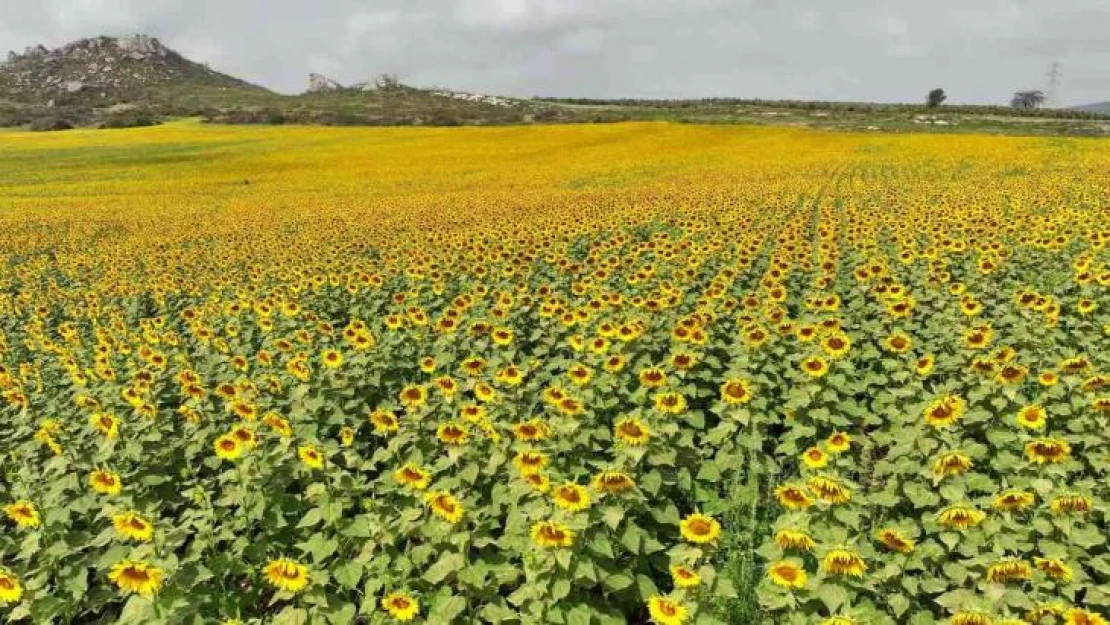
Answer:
[422,551,464,584]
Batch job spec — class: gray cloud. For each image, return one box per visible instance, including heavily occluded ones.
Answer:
[1,0,1106,105]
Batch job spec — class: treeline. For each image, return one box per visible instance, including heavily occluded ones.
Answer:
[537,97,1110,120]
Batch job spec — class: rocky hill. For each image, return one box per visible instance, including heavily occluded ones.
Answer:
[1,35,267,105]
[0,34,551,129]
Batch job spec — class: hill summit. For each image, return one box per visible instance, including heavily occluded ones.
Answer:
[0,34,266,105]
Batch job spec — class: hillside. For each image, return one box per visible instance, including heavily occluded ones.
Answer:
[0,34,544,129]
[1072,101,1110,114]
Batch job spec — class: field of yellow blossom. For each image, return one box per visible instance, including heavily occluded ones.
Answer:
[0,120,1107,625]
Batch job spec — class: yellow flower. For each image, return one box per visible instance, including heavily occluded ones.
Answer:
[1051,494,1092,515]
[425,491,464,523]
[647,595,689,625]
[320,348,343,369]
[950,612,992,625]
[807,475,851,504]
[1033,557,1072,582]
[670,565,701,588]
[800,355,829,377]
[875,528,915,553]
[800,446,827,469]
[924,394,966,428]
[3,501,40,529]
[932,450,973,478]
[214,434,243,460]
[108,560,164,597]
[89,470,122,495]
[719,378,753,404]
[1016,404,1047,430]
[369,409,400,434]
[593,470,635,494]
[112,512,154,542]
[298,445,325,469]
[826,432,851,453]
[436,422,470,446]
[775,484,813,510]
[1064,608,1108,625]
[993,489,1035,511]
[985,558,1031,583]
[767,560,807,589]
[823,548,866,577]
[679,513,721,544]
[1025,438,1071,464]
[398,384,427,409]
[394,463,430,490]
[614,416,651,446]
[530,521,575,548]
[89,412,119,438]
[263,558,310,593]
[937,504,986,529]
[381,592,420,621]
[653,391,687,414]
[551,483,590,512]
[0,568,23,605]
[774,529,815,552]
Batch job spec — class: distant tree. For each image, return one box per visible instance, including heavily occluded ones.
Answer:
[1011,90,1045,110]
[926,88,947,108]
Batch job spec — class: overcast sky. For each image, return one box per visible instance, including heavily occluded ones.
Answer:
[1,0,1107,105]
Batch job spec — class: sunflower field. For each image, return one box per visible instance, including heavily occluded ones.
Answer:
[0,121,1107,625]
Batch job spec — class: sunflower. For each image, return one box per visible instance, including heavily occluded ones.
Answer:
[530,521,575,548]
[263,558,310,593]
[826,432,851,453]
[1016,404,1047,430]
[593,470,635,494]
[950,612,992,625]
[679,513,721,544]
[1025,438,1071,464]
[995,363,1028,385]
[89,412,119,438]
[394,463,430,490]
[653,391,687,414]
[459,404,488,423]
[823,548,866,577]
[398,385,427,409]
[932,450,973,478]
[875,528,915,553]
[924,395,966,428]
[298,445,325,469]
[494,365,524,386]
[646,595,688,625]
[821,332,851,358]
[614,417,651,446]
[883,332,912,353]
[551,483,591,512]
[768,560,808,588]
[369,409,400,434]
[914,354,935,376]
[819,618,857,625]
[214,434,243,460]
[775,529,815,552]
[512,419,551,441]
[936,504,986,529]
[513,450,548,475]
[522,472,551,494]
[801,446,828,469]
[1033,557,1072,582]
[985,558,1032,584]
[775,484,813,510]
[993,489,1035,511]
[0,568,22,605]
[719,378,753,404]
[602,355,627,373]
[89,470,122,495]
[555,396,584,416]
[1050,494,1092,515]
[670,565,701,588]
[320,349,343,369]
[112,512,154,542]
[381,592,420,621]
[1064,608,1108,625]
[639,368,666,389]
[108,560,164,597]
[800,355,829,378]
[436,422,469,446]
[433,376,458,397]
[425,491,464,523]
[3,501,40,529]
[807,475,852,504]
